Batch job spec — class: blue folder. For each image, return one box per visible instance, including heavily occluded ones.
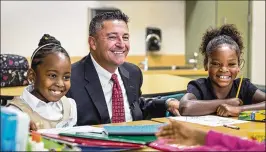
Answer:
[103,124,166,135]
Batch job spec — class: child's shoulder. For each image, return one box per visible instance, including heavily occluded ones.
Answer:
[8,96,26,106]
[7,97,33,113]
[234,77,252,85]
[189,77,208,85]
[61,96,75,103]
[61,96,76,108]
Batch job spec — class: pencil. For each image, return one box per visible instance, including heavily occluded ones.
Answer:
[223,124,240,130]
[236,75,243,98]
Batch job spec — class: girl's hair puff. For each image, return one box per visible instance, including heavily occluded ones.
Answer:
[199,24,244,67]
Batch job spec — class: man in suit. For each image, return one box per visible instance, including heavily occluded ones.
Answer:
[66,10,180,126]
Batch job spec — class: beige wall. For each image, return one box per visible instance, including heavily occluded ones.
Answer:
[1,1,185,57]
[185,1,216,67]
[251,1,265,85]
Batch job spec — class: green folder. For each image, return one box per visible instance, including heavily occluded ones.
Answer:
[59,132,157,145]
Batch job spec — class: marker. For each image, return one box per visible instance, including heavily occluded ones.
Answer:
[223,124,240,130]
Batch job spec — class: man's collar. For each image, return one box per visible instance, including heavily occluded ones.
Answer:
[90,54,119,86]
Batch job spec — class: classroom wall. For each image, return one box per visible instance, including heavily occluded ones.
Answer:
[216,1,250,79]
[251,1,265,85]
[185,1,216,67]
[1,1,185,57]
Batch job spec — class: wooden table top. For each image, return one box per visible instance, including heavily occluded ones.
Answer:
[0,86,25,96]
[151,117,265,138]
[143,69,208,76]
[1,74,192,97]
[93,117,265,151]
[142,74,192,96]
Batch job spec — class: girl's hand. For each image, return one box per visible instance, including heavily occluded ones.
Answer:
[217,104,241,117]
[227,98,243,106]
[29,120,38,131]
[155,119,206,146]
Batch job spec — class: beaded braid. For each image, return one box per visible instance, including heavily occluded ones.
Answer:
[31,34,70,71]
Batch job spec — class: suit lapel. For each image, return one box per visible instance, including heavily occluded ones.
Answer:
[119,65,136,108]
[84,55,110,123]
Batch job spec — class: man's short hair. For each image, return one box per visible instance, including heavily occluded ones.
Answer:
[89,10,129,36]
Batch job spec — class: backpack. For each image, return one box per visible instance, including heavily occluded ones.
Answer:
[0,54,29,87]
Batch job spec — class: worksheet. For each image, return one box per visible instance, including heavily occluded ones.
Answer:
[169,115,248,127]
[37,125,104,134]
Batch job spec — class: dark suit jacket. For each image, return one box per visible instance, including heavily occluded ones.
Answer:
[66,54,167,126]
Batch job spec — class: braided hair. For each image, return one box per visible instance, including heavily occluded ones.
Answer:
[31,34,70,71]
[199,24,244,68]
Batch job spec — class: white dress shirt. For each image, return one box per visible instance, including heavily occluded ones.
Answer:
[8,85,77,128]
[91,54,133,122]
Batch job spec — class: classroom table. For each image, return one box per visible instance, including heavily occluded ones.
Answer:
[142,74,192,97]
[151,117,265,138]
[94,120,161,151]
[142,68,208,76]
[93,117,265,151]
[0,74,192,97]
[0,86,25,97]
[0,86,25,105]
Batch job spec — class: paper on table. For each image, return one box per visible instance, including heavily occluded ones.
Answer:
[169,115,248,127]
[37,125,104,135]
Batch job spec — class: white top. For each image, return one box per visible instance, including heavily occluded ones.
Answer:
[8,85,77,128]
[91,54,133,122]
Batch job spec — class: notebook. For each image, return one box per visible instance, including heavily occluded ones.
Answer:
[37,125,104,134]
[60,132,157,145]
[42,134,142,151]
[170,115,248,127]
[42,135,137,151]
[103,124,166,135]
[42,133,144,148]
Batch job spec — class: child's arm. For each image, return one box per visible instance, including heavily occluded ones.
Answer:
[239,85,266,112]
[251,89,266,104]
[239,101,265,112]
[179,93,241,116]
[217,102,265,117]
[7,105,38,131]
[217,89,265,117]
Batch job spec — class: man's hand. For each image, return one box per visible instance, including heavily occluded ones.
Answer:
[217,104,241,117]
[166,99,180,116]
[156,119,207,146]
[226,98,243,106]
[29,120,38,131]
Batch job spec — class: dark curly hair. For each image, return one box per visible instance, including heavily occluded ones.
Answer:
[199,24,244,68]
[89,10,129,36]
[31,34,70,71]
